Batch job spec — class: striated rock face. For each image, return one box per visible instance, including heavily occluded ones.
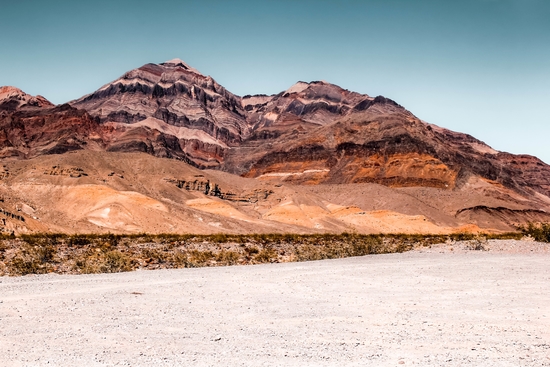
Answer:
[227,84,550,199]
[3,59,550,210]
[491,153,550,198]
[0,101,213,163]
[242,81,367,139]
[0,104,100,159]
[165,177,273,203]
[70,59,248,168]
[229,81,422,183]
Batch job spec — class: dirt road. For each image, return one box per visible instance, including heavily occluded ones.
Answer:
[1,242,549,366]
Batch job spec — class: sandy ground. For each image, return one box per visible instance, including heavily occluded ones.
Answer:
[1,240,550,366]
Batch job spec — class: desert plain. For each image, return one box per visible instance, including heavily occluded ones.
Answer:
[1,239,549,366]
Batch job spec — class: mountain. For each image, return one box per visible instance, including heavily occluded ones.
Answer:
[1,58,549,234]
[70,59,248,168]
[242,81,367,135]
[236,89,550,193]
[228,81,550,201]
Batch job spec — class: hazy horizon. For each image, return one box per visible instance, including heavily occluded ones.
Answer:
[1,0,549,162]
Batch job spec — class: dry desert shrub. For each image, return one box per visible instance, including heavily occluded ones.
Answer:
[295,244,325,261]
[0,231,527,276]
[295,235,385,262]
[178,250,215,268]
[253,248,278,263]
[8,243,57,275]
[20,233,65,247]
[216,250,240,265]
[142,247,171,263]
[465,236,488,251]
[67,235,92,247]
[101,250,133,273]
[244,246,260,255]
[519,222,550,242]
[74,249,133,274]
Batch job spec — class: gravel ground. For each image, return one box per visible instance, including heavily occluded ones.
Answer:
[1,240,549,366]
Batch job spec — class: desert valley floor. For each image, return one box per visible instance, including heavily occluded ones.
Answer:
[1,239,549,366]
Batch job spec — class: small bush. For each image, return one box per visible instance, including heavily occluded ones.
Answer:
[101,251,132,273]
[465,236,488,251]
[216,250,240,265]
[520,222,550,242]
[10,257,45,275]
[184,250,215,268]
[254,248,278,263]
[102,233,121,247]
[244,246,259,255]
[208,233,230,243]
[142,248,169,263]
[295,244,323,261]
[452,232,475,242]
[21,233,64,246]
[8,244,57,275]
[74,249,132,274]
[353,236,384,255]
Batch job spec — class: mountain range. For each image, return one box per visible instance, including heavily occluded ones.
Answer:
[1,59,549,235]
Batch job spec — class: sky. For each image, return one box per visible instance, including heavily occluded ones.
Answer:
[1,0,549,162]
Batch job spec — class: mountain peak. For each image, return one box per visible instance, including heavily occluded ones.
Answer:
[0,86,26,100]
[160,58,203,76]
[0,86,54,109]
[284,81,310,94]
[283,80,355,96]
[164,58,186,64]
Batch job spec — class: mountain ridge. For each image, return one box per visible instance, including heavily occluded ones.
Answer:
[1,58,549,234]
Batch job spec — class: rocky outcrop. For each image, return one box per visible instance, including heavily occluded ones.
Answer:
[43,166,88,178]
[455,206,550,231]
[0,86,54,111]
[0,208,25,222]
[0,167,8,180]
[0,103,100,159]
[166,177,273,203]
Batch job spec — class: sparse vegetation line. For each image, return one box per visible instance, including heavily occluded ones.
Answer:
[0,232,523,276]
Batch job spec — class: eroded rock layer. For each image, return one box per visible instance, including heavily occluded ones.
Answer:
[230,93,550,199]
[70,59,248,167]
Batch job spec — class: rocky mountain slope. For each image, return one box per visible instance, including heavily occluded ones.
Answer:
[234,99,550,196]
[4,150,549,235]
[70,59,248,168]
[230,81,550,200]
[1,58,549,234]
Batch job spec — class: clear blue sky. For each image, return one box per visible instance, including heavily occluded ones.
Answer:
[1,0,549,162]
